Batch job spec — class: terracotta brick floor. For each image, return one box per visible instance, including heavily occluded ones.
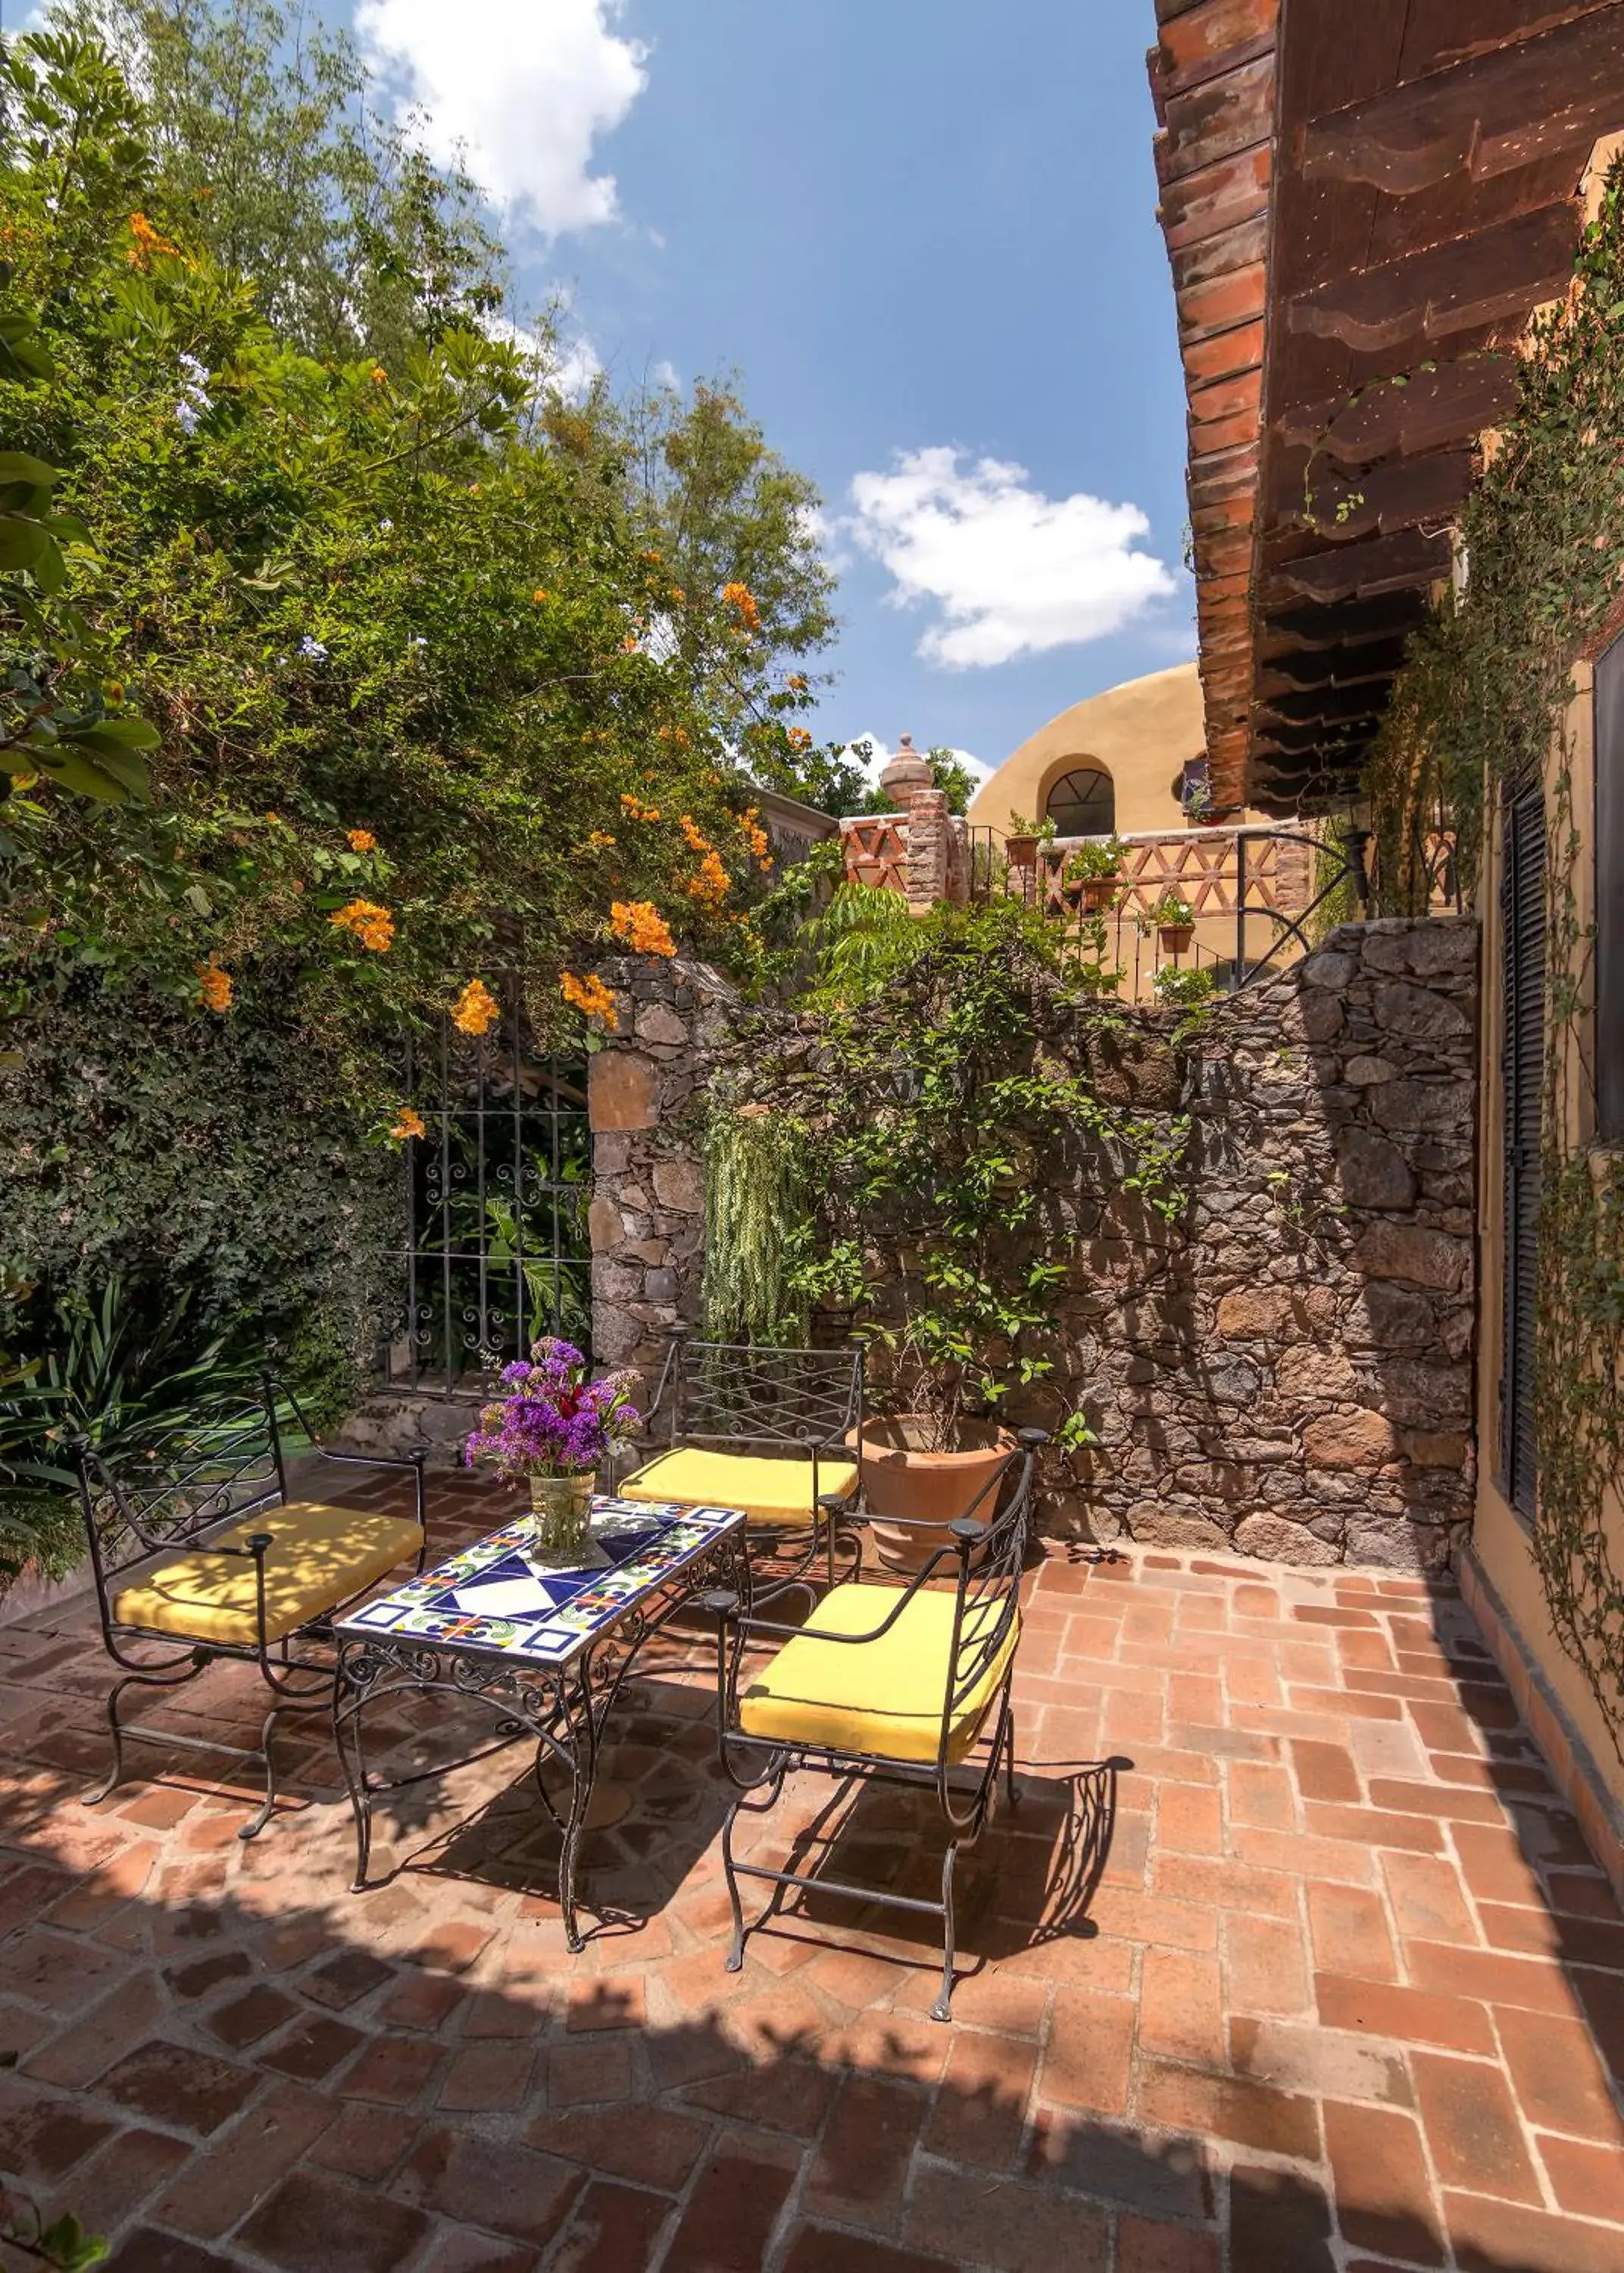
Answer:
[2,1471,1622,2271]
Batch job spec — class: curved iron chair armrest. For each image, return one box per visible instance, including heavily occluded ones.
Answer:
[305,1443,426,1474]
[701,1528,977,1648]
[842,1436,1036,1536]
[267,1374,426,1476]
[265,1375,429,1540]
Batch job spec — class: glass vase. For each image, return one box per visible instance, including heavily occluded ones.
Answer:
[528,1472,594,1559]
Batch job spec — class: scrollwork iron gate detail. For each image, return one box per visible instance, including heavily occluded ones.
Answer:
[383,974,590,1393]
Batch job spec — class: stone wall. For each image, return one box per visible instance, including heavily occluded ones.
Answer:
[588,919,1480,1571]
[586,955,738,1391]
[1047,917,1479,1571]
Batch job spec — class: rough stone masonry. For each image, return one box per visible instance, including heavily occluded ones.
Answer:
[592,920,1480,1572]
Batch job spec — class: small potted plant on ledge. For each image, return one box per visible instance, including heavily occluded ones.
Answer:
[1062,833,1129,915]
[1004,811,1056,870]
[1148,891,1195,956]
[464,1337,642,1565]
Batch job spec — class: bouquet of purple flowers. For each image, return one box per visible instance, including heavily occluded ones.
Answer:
[464,1337,642,1481]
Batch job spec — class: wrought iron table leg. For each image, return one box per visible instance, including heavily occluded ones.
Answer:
[554,1656,598,1953]
[333,1646,376,1892]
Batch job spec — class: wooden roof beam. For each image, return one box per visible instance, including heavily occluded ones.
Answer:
[1300,5,1624,195]
[1263,524,1453,603]
[1258,636,1412,693]
[1256,591,1431,653]
[1277,446,1476,540]
[1287,199,1579,352]
[1254,717,1380,758]
[1277,355,1519,466]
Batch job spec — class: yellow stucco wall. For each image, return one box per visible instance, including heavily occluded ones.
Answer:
[967,661,1206,838]
[1473,659,1624,1813]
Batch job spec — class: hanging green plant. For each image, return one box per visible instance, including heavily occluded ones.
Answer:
[700,1099,809,1345]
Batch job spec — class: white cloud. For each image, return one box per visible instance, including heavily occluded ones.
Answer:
[800,500,852,577]
[483,314,601,402]
[839,733,988,795]
[356,0,648,237]
[847,447,1176,670]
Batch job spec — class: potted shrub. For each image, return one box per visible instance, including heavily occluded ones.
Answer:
[1148,891,1195,956]
[1004,810,1055,870]
[464,1337,642,1564]
[1062,833,1129,915]
[715,907,1182,1570]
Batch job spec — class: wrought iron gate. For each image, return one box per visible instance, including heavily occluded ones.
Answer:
[383,975,590,1394]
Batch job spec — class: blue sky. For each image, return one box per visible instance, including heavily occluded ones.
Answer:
[346,0,1197,783]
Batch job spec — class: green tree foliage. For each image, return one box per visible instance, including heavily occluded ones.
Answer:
[59,0,507,363]
[748,733,872,818]
[616,375,839,797]
[925,748,979,817]
[0,23,826,1024]
[845,746,979,818]
[0,18,841,1452]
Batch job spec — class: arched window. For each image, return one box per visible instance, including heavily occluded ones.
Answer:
[1045,764,1114,836]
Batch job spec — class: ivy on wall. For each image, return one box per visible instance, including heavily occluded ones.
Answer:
[1532,766,1624,1749]
[2,961,397,1409]
[1366,157,1624,1745]
[1365,158,1624,908]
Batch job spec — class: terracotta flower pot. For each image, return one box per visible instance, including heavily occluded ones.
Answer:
[1079,877,1118,913]
[1006,833,1038,870]
[848,1418,1017,1574]
[1157,921,1194,955]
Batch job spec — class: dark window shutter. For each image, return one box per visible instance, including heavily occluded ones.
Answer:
[1596,634,1624,1139]
[1500,783,1544,1518]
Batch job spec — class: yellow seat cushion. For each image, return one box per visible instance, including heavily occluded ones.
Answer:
[739,1580,1018,1765]
[113,1501,423,1648]
[620,1447,858,1527]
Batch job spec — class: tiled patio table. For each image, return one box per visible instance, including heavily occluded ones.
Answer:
[332,1493,748,1947]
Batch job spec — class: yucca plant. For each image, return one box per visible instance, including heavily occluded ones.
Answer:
[0,1278,267,1580]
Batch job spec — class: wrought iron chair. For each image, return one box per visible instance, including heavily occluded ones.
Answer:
[73,1376,428,1838]
[703,1427,1046,2019]
[613,1330,865,1604]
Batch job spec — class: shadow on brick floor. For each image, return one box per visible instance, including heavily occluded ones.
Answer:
[2,1531,1623,2271]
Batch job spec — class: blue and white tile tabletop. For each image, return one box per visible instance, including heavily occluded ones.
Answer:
[335,1496,746,1670]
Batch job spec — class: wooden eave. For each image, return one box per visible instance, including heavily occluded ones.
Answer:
[1149,0,1624,813]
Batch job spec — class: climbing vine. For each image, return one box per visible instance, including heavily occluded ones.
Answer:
[701,902,1191,1452]
[1366,155,1624,1743]
[1532,762,1624,1749]
[1365,153,1624,908]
